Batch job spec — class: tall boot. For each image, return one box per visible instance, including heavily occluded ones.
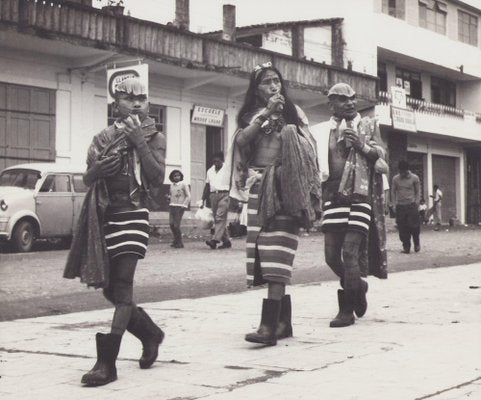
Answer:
[81,333,122,386]
[127,307,165,369]
[329,290,355,328]
[276,294,293,339]
[245,299,281,346]
[354,279,368,318]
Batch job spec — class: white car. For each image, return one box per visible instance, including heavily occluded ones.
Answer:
[0,163,87,252]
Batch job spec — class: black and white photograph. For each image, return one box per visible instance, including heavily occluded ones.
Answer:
[0,0,480,398]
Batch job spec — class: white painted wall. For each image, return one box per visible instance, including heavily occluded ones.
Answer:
[304,26,332,64]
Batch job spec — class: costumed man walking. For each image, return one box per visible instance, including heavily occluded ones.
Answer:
[311,83,388,328]
[391,159,421,253]
[203,152,232,249]
[64,78,166,386]
[227,62,322,346]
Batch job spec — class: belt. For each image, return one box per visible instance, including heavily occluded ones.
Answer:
[210,190,229,194]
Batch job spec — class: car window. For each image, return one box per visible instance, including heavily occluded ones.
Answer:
[39,175,71,193]
[0,169,40,189]
[72,174,88,193]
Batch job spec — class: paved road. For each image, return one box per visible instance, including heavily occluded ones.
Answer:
[1,225,481,321]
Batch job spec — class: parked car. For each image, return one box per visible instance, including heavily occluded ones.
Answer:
[0,163,87,252]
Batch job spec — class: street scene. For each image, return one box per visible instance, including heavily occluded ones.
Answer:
[1,0,481,399]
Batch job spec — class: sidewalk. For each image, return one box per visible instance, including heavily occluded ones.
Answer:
[1,264,480,400]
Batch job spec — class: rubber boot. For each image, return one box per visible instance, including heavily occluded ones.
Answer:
[127,307,165,369]
[354,280,368,318]
[245,299,281,346]
[81,333,122,386]
[329,290,355,328]
[276,295,293,339]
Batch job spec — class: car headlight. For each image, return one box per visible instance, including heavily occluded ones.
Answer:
[0,199,7,211]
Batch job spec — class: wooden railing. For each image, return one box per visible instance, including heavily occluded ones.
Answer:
[0,0,378,100]
[378,91,481,122]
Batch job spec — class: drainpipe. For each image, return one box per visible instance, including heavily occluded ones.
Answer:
[222,4,236,41]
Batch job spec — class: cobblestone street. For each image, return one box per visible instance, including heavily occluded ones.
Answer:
[1,225,481,321]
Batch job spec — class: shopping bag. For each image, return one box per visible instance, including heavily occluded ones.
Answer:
[194,207,214,230]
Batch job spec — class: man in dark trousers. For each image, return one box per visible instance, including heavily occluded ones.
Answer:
[392,160,421,253]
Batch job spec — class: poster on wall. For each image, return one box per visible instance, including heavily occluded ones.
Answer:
[403,80,411,96]
[191,105,225,127]
[106,64,149,104]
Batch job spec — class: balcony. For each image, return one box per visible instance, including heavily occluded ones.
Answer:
[0,0,378,104]
[376,91,481,143]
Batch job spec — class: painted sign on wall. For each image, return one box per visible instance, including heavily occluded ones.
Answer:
[191,105,225,127]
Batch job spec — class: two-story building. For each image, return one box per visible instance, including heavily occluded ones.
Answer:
[0,0,377,211]
[213,0,481,224]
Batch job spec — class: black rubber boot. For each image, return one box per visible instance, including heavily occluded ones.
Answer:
[276,295,293,339]
[329,290,355,328]
[245,299,281,346]
[81,333,122,386]
[127,307,165,369]
[354,280,368,318]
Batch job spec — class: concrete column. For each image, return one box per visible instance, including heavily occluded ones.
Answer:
[458,151,466,224]
[222,5,236,41]
[331,21,344,68]
[291,25,304,59]
[426,143,433,208]
[174,0,190,31]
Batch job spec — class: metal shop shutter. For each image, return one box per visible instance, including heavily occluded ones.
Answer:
[0,82,56,170]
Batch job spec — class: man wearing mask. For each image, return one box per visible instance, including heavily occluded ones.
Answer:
[311,83,388,328]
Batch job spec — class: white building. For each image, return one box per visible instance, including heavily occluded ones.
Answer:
[0,0,377,215]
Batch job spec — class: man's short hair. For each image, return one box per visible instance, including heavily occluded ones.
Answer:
[212,151,224,161]
[398,159,409,171]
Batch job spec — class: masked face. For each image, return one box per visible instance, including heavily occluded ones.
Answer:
[329,94,357,120]
[114,93,149,121]
[256,70,282,106]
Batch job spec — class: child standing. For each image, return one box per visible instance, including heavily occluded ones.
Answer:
[419,198,427,224]
[168,169,190,248]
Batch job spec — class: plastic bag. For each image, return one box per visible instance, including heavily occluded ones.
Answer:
[194,207,214,230]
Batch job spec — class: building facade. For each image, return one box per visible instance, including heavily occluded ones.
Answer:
[0,0,377,213]
[373,0,481,224]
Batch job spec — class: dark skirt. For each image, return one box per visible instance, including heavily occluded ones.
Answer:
[104,208,150,259]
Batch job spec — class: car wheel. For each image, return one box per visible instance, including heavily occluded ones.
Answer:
[12,220,35,252]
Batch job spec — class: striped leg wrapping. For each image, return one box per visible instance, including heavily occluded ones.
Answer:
[246,183,299,287]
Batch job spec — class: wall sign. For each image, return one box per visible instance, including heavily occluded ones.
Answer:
[107,64,149,104]
[191,105,225,127]
[391,106,417,132]
[391,86,407,108]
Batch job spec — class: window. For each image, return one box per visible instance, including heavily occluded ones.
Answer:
[458,10,478,46]
[39,175,71,193]
[72,174,88,193]
[419,0,447,35]
[0,169,40,190]
[431,77,456,107]
[382,0,405,19]
[395,68,423,100]
[107,103,166,132]
[378,62,388,92]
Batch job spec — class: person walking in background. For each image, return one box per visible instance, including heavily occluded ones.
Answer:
[391,160,421,253]
[419,198,427,224]
[64,78,166,386]
[311,82,388,329]
[228,62,321,346]
[203,151,231,249]
[168,169,190,248]
[431,184,443,230]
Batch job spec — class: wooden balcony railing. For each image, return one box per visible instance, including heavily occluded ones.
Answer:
[0,0,378,101]
[378,91,481,122]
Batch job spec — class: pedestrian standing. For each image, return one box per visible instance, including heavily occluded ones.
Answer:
[391,160,421,253]
[431,184,443,229]
[311,83,388,328]
[64,78,166,386]
[227,62,322,346]
[203,152,232,249]
[168,169,190,248]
